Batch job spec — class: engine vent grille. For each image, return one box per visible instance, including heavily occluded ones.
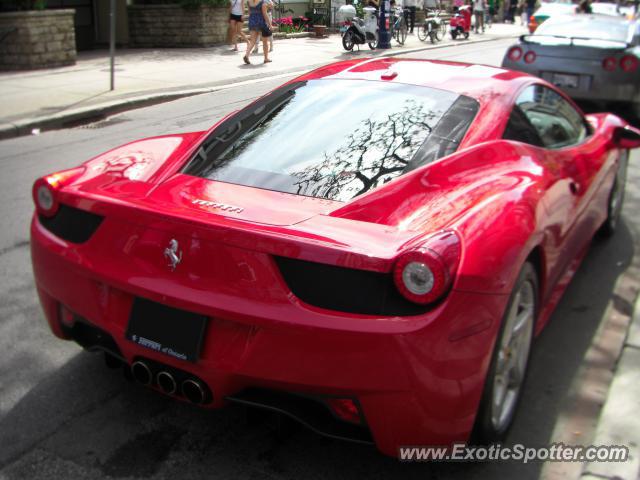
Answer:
[274,256,429,316]
[39,204,104,244]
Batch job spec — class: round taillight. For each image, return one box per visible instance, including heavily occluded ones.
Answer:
[524,51,537,64]
[37,184,54,211]
[602,57,617,71]
[393,250,447,305]
[32,179,58,217]
[507,46,523,62]
[620,55,639,72]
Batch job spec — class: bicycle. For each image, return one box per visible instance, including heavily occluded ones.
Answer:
[391,6,408,45]
[418,8,444,43]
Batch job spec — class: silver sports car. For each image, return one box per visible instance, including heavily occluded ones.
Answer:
[502,14,640,116]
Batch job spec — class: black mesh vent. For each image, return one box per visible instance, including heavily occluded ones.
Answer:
[274,256,428,316]
[39,204,104,244]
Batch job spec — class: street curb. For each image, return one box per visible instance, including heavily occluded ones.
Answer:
[580,293,640,480]
[0,34,516,141]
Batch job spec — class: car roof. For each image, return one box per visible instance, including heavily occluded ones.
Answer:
[296,58,533,104]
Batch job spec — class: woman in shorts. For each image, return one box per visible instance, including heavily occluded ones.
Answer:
[228,0,247,52]
[244,0,272,64]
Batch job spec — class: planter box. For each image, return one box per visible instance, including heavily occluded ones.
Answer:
[128,4,228,48]
[0,10,76,71]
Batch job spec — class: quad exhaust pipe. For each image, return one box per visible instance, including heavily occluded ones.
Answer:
[182,378,207,405]
[157,371,177,395]
[126,359,210,404]
[131,360,152,385]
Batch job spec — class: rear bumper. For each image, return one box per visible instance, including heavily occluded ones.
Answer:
[31,214,508,456]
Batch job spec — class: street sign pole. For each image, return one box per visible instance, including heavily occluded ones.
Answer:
[109,0,116,91]
[378,0,391,48]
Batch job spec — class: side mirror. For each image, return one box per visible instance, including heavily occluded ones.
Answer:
[614,125,640,149]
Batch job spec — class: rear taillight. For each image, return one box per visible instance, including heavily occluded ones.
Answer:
[524,51,537,64]
[32,167,84,217]
[33,179,58,217]
[528,16,538,33]
[602,57,617,71]
[620,55,639,72]
[507,46,523,62]
[393,231,461,305]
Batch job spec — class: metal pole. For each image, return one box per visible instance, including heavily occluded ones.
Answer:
[109,0,116,91]
[378,0,391,48]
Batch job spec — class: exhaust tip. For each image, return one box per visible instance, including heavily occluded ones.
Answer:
[104,352,123,369]
[182,379,207,405]
[131,361,152,385]
[157,371,177,395]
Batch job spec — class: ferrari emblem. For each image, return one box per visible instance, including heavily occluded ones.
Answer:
[164,239,182,271]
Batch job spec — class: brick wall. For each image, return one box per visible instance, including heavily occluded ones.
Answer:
[128,4,229,47]
[0,9,76,71]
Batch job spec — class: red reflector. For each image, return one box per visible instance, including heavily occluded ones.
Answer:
[327,398,361,424]
[524,51,536,64]
[620,55,639,72]
[507,46,523,62]
[602,57,617,71]
[59,304,75,327]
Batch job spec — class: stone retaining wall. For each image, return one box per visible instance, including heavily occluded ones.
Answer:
[128,4,228,47]
[0,9,76,71]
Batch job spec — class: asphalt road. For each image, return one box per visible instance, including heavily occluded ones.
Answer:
[1,38,639,480]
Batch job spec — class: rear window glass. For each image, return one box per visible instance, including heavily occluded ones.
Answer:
[183,79,478,202]
[536,15,631,44]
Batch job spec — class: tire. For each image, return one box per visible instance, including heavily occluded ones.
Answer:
[368,40,377,49]
[436,21,445,41]
[464,31,469,39]
[342,30,355,51]
[472,262,538,444]
[399,21,408,45]
[599,149,628,237]
[451,30,457,39]
[418,23,428,41]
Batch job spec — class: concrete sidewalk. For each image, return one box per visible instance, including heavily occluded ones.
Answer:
[0,23,525,139]
[581,293,640,480]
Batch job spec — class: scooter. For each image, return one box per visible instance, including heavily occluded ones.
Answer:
[449,5,471,40]
[340,5,379,51]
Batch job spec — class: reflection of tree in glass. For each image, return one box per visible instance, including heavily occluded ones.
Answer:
[290,100,441,201]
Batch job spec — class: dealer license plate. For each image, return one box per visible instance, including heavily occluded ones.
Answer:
[126,297,208,363]
[552,73,580,89]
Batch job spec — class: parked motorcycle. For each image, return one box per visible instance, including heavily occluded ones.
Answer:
[339,5,379,51]
[450,5,471,40]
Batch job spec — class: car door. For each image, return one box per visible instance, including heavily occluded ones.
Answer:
[503,84,606,298]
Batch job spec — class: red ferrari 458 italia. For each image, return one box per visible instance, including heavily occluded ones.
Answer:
[31,58,640,456]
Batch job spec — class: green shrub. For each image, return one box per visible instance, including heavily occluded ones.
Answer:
[0,0,47,11]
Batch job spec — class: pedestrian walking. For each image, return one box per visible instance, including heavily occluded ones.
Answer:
[404,0,417,33]
[518,0,526,25]
[252,0,274,54]
[525,0,536,25]
[244,0,272,64]
[473,0,485,32]
[228,0,248,51]
[485,0,494,27]
[577,0,592,13]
